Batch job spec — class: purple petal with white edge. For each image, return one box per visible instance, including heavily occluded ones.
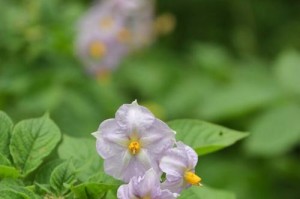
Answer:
[140,119,175,155]
[104,150,131,181]
[115,101,155,131]
[177,141,198,169]
[159,147,188,178]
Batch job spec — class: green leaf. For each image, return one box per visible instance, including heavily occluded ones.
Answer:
[0,190,26,199]
[180,186,236,199]
[50,159,76,196]
[0,111,13,157]
[0,153,11,166]
[0,165,20,179]
[71,182,119,199]
[35,159,63,184]
[274,50,300,95]
[58,135,103,181]
[168,119,248,155]
[9,114,61,177]
[88,172,122,185]
[198,81,280,121]
[245,104,300,156]
[0,183,38,199]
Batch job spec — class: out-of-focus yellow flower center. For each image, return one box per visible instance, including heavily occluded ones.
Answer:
[184,171,202,186]
[89,41,106,58]
[117,28,131,43]
[128,141,140,155]
[154,13,176,36]
[100,17,114,29]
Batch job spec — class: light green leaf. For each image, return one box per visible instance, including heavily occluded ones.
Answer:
[274,50,300,95]
[245,104,300,156]
[168,119,248,155]
[71,182,119,199]
[198,81,280,121]
[50,159,76,196]
[58,135,103,181]
[0,111,13,157]
[180,186,236,199]
[10,114,61,177]
[0,165,20,179]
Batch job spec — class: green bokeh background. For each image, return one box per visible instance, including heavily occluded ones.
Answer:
[1,0,300,198]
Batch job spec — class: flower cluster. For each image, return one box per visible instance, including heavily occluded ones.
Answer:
[76,0,154,76]
[93,101,202,198]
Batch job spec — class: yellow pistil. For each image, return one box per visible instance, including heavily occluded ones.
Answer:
[184,171,202,186]
[89,41,106,58]
[128,141,141,155]
[100,17,114,29]
[117,28,131,43]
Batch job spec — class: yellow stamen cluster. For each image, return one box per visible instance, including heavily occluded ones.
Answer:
[89,41,106,58]
[128,141,140,155]
[184,171,202,186]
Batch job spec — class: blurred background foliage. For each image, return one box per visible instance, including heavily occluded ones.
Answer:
[1,0,300,198]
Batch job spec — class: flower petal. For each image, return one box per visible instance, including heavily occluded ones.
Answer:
[115,100,155,132]
[162,178,187,194]
[177,141,198,169]
[159,189,180,199]
[94,119,128,159]
[104,150,131,181]
[140,119,175,154]
[117,184,138,199]
[136,169,160,197]
[159,147,187,178]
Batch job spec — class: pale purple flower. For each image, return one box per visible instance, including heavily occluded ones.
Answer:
[117,169,178,199]
[160,142,202,193]
[92,100,176,182]
[75,0,155,75]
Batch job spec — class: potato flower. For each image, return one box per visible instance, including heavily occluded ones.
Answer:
[92,100,176,182]
[159,142,202,193]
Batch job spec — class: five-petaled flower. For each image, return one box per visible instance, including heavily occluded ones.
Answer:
[92,100,176,182]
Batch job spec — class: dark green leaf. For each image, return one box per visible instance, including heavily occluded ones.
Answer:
[71,182,119,199]
[9,114,61,177]
[35,159,63,184]
[50,159,76,196]
[168,119,248,155]
[58,135,103,181]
